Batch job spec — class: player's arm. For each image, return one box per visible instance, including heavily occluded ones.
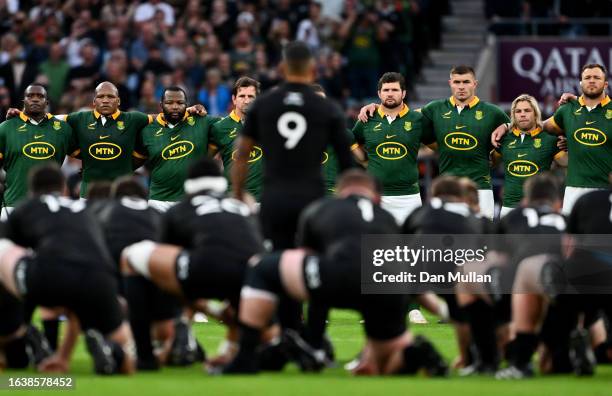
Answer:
[553,136,568,167]
[38,311,80,373]
[296,200,324,249]
[328,105,353,172]
[231,135,255,201]
[0,123,6,169]
[543,116,563,135]
[418,107,439,151]
[357,103,379,123]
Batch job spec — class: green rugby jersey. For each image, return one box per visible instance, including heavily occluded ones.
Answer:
[322,129,356,195]
[210,110,263,201]
[352,104,426,195]
[0,113,76,206]
[551,95,612,188]
[421,96,510,189]
[141,113,213,201]
[66,109,151,197]
[498,127,563,208]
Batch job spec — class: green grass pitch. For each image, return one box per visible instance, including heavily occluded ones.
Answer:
[2,310,611,395]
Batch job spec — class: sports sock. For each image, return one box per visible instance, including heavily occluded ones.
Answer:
[512,332,538,367]
[42,319,59,351]
[463,299,498,367]
[124,276,155,362]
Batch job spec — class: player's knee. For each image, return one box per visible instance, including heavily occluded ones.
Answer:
[241,252,284,301]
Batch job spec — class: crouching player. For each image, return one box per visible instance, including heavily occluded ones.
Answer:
[120,158,266,366]
[223,170,448,375]
[0,164,135,374]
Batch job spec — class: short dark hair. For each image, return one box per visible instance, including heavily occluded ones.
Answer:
[187,157,222,179]
[523,173,561,205]
[87,181,112,200]
[580,63,608,80]
[161,86,187,101]
[111,176,147,199]
[25,84,48,99]
[377,72,406,91]
[336,169,380,194]
[232,77,261,96]
[29,164,64,195]
[282,41,313,75]
[450,65,476,77]
[431,176,463,199]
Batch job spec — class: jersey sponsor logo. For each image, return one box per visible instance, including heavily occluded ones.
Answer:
[586,120,596,125]
[385,134,396,139]
[404,121,412,131]
[373,122,382,131]
[375,141,408,160]
[34,134,44,139]
[231,145,263,163]
[89,142,122,160]
[283,92,304,106]
[606,109,612,119]
[99,135,110,139]
[475,110,483,120]
[444,132,478,151]
[533,138,541,148]
[321,151,329,164]
[508,160,539,177]
[53,121,61,130]
[442,110,452,119]
[573,127,607,146]
[170,134,180,141]
[187,116,195,126]
[154,128,163,136]
[161,140,195,160]
[18,124,27,132]
[117,121,125,130]
[22,142,56,159]
[229,127,238,138]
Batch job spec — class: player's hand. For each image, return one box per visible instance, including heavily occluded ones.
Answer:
[187,104,207,116]
[38,354,69,373]
[5,107,20,119]
[557,135,567,152]
[557,92,577,106]
[491,123,509,148]
[357,103,378,123]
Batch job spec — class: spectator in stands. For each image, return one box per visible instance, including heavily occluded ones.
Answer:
[197,68,231,117]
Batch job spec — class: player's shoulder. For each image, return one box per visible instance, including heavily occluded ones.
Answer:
[424,98,448,110]
[555,100,579,115]
[575,189,611,209]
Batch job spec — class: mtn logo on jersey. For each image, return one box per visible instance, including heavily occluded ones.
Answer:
[375,142,407,160]
[232,146,263,163]
[89,142,122,160]
[444,132,478,150]
[508,160,539,177]
[22,142,56,160]
[162,140,195,160]
[573,127,607,146]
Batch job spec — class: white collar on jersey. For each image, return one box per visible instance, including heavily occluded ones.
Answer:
[184,177,228,194]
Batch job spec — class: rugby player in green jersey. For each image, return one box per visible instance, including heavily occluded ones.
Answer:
[359,66,510,220]
[139,86,216,212]
[7,82,206,199]
[209,77,263,201]
[492,63,612,215]
[495,94,566,218]
[352,72,432,225]
[0,84,76,220]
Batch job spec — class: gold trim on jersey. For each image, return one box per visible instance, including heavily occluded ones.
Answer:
[578,95,611,108]
[511,127,542,137]
[155,112,189,127]
[93,109,121,120]
[449,96,480,108]
[229,110,241,122]
[376,103,409,118]
[18,113,54,123]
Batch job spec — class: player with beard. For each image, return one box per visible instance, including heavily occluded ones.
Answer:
[138,87,216,212]
[352,72,430,225]
[493,64,612,215]
[0,164,135,375]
